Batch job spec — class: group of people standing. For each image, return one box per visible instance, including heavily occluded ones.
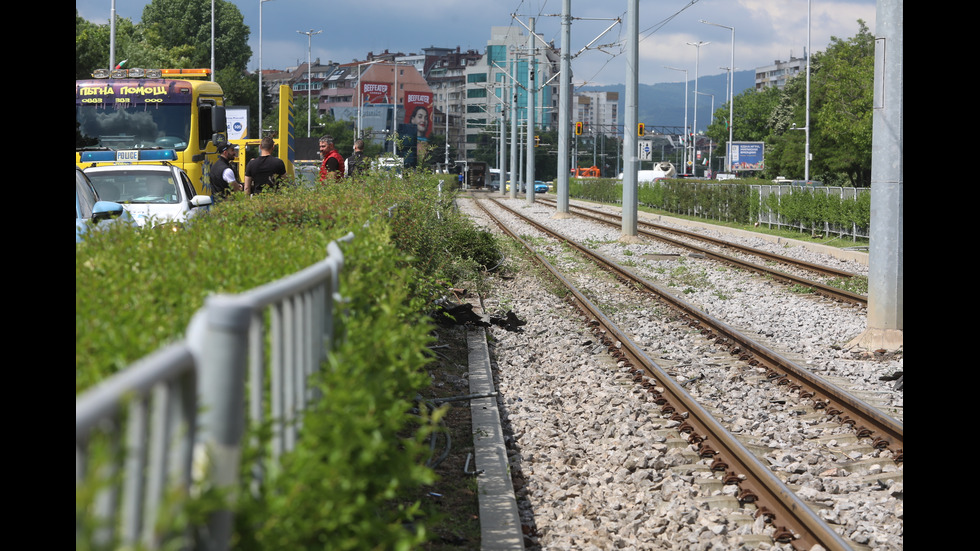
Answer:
[208,134,369,200]
[317,135,368,181]
[208,137,287,199]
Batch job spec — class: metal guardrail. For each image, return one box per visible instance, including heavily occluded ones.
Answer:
[76,234,353,551]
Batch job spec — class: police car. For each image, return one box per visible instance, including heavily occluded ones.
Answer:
[81,150,213,228]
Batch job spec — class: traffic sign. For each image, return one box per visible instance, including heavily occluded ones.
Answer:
[638,139,653,161]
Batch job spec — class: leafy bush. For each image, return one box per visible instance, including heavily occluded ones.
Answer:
[76,170,500,548]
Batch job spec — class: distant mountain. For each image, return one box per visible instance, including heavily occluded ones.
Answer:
[580,70,755,132]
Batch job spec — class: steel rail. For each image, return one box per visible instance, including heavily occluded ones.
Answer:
[534,197,866,305]
[474,198,855,550]
[485,196,902,452]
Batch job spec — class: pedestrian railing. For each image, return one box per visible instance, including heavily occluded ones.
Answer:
[76,234,353,551]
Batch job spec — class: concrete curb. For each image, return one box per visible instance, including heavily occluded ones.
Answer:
[467,325,525,550]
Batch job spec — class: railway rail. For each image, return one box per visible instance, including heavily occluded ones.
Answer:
[467,196,902,549]
[527,196,867,307]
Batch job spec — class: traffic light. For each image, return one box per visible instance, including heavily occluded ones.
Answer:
[535,135,540,147]
[637,123,645,137]
[575,121,583,135]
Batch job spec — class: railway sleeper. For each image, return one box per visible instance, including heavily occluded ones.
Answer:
[722,470,740,482]
[697,443,718,458]
[772,527,796,544]
[754,506,776,523]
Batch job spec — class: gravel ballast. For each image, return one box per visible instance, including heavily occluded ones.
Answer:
[462,197,902,550]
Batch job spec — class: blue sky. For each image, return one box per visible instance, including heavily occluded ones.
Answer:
[76,0,876,86]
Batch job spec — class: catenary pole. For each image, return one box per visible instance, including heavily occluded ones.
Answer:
[621,0,638,239]
[556,0,572,215]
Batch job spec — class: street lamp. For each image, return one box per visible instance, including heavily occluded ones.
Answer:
[665,66,688,172]
[686,41,709,177]
[696,91,714,174]
[804,0,812,181]
[259,0,275,138]
[297,29,322,137]
[789,1,813,181]
[355,59,385,139]
[687,42,711,176]
[701,20,734,173]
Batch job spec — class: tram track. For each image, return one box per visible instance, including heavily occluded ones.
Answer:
[529,196,867,306]
[467,196,902,550]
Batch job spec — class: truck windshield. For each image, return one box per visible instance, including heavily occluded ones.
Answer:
[76,104,191,151]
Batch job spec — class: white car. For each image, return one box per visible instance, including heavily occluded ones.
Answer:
[84,164,213,228]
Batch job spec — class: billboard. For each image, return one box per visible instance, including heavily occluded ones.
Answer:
[729,141,765,171]
[361,82,391,104]
[404,91,433,140]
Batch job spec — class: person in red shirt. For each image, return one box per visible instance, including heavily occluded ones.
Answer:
[318,135,345,182]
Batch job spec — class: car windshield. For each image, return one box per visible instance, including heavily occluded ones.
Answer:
[76,170,98,219]
[87,169,180,204]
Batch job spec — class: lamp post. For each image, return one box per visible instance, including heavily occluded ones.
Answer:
[701,20,734,172]
[696,91,714,174]
[790,0,813,180]
[805,0,811,181]
[258,0,275,138]
[211,0,215,80]
[297,29,321,137]
[355,59,385,139]
[665,66,688,172]
[686,41,709,177]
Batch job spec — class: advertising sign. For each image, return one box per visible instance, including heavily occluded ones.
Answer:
[361,82,391,104]
[729,141,765,171]
[226,106,249,140]
[404,91,433,140]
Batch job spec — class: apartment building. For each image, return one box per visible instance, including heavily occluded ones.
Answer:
[461,26,560,160]
[755,56,807,90]
[573,91,619,138]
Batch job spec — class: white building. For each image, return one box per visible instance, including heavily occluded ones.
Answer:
[574,91,619,138]
[755,56,807,90]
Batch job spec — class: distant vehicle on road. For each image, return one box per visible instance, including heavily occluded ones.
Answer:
[534,181,549,193]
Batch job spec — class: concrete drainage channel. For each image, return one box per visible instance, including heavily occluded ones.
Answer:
[466,309,525,550]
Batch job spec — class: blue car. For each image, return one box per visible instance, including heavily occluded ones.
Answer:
[76,167,134,243]
[533,181,549,193]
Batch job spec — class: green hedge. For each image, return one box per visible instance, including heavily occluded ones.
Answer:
[76,172,501,549]
[567,178,870,232]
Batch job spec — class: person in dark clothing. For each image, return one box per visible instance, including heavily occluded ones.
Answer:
[209,142,240,199]
[346,139,368,177]
[244,137,287,195]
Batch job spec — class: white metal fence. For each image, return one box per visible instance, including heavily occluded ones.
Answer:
[76,234,352,551]
[753,184,871,239]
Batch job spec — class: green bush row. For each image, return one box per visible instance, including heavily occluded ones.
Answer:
[567,178,870,232]
[76,172,501,549]
[762,186,871,234]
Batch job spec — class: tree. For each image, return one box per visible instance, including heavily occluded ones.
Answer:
[140,0,251,72]
[76,10,146,78]
[811,21,875,186]
[77,10,108,79]
[701,22,874,185]
[705,86,783,173]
